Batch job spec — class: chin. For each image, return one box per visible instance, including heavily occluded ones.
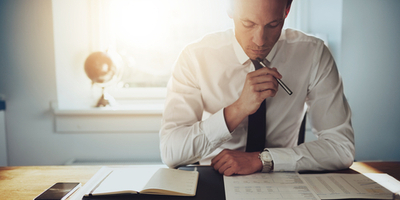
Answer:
[245,51,268,60]
[248,54,266,61]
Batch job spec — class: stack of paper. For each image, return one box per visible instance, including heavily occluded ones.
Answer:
[224,172,398,200]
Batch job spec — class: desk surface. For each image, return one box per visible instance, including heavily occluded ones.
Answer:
[0,162,399,200]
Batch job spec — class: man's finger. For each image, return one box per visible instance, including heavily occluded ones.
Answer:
[254,80,278,92]
[212,158,226,171]
[260,89,277,98]
[211,150,227,167]
[268,67,282,79]
[212,153,230,170]
[253,67,282,79]
[218,159,235,174]
[223,167,236,176]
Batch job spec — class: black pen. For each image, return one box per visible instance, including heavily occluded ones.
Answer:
[257,58,293,95]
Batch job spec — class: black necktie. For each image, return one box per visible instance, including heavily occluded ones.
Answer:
[246,60,266,152]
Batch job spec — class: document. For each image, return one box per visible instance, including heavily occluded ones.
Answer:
[363,173,400,194]
[224,172,320,200]
[224,173,395,200]
[300,173,393,199]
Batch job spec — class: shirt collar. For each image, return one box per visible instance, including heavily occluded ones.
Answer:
[233,34,250,65]
[232,32,279,65]
[266,42,278,62]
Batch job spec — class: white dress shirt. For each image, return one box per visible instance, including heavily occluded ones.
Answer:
[159,28,355,171]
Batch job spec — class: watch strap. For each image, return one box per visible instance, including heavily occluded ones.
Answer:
[259,149,273,173]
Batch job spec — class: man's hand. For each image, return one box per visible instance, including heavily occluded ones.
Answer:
[224,67,282,132]
[211,149,262,176]
[239,67,281,115]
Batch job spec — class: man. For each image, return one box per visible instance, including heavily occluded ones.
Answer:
[160,0,355,176]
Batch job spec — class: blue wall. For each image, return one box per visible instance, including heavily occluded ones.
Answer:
[341,0,400,161]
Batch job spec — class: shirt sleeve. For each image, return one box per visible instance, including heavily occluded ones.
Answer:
[268,44,355,172]
[159,48,232,168]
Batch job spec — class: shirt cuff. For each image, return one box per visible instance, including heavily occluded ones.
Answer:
[267,148,302,171]
[200,108,232,147]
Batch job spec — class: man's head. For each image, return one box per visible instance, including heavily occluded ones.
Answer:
[229,0,292,60]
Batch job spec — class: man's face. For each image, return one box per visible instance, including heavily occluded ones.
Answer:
[232,0,289,60]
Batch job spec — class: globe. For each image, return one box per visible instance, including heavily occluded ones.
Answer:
[84,51,123,107]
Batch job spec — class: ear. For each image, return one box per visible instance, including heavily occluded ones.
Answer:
[285,4,291,18]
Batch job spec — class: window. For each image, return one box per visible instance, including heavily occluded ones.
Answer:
[52,0,299,109]
[91,0,234,100]
[51,0,302,132]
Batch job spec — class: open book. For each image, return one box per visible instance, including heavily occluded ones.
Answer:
[84,167,199,197]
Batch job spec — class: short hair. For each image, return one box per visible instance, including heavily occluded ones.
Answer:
[287,0,293,7]
[229,0,293,10]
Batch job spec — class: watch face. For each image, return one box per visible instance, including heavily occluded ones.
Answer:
[262,152,272,161]
[260,151,273,173]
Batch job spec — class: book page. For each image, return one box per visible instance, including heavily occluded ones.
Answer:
[91,167,160,195]
[224,172,320,200]
[142,168,199,196]
[299,173,393,199]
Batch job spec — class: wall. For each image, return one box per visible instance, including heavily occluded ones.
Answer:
[0,0,162,166]
[340,0,400,161]
[307,0,343,67]
[301,0,400,161]
[52,0,96,109]
[0,107,6,166]
[295,0,343,67]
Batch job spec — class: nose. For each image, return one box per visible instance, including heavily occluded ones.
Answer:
[252,26,266,47]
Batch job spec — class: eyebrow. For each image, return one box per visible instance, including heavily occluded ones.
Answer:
[268,19,284,24]
[240,18,284,26]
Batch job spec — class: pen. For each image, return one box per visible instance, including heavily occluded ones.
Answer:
[257,58,293,95]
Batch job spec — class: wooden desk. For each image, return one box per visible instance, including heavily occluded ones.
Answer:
[0,162,399,200]
[0,165,101,200]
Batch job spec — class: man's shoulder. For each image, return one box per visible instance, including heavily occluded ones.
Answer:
[280,28,325,46]
[185,29,234,52]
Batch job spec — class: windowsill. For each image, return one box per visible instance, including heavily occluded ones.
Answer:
[51,100,164,115]
[51,100,164,133]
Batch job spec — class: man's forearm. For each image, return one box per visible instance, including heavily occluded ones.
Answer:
[160,109,233,168]
[224,103,248,132]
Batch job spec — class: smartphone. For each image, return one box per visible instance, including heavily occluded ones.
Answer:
[34,182,81,200]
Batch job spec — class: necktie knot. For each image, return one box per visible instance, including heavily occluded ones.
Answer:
[251,59,264,70]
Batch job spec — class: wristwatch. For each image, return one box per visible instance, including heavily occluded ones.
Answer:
[259,148,273,173]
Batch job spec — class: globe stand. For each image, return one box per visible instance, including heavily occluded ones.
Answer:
[84,51,123,107]
[96,87,116,107]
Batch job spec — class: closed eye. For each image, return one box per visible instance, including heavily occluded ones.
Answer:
[266,20,283,28]
[241,20,255,28]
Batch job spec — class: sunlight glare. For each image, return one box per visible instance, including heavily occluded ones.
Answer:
[107,0,232,87]
[111,0,199,48]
